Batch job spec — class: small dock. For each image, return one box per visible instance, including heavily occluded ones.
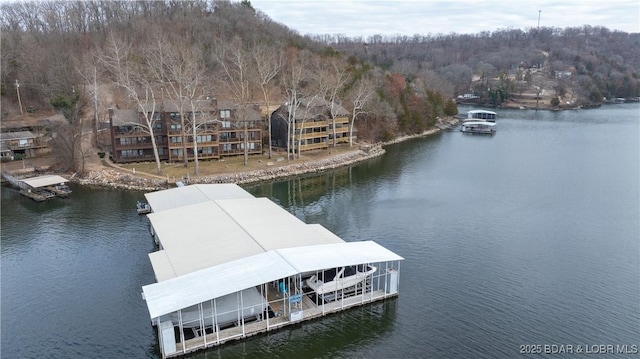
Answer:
[3,174,72,201]
[20,188,56,201]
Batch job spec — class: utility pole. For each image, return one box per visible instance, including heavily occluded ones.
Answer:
[15,79,23,114]
[537,10,541,28]
[94,66,99,140]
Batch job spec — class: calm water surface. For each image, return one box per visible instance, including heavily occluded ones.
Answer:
[2,104,638,358]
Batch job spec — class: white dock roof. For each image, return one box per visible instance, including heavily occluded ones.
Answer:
[277,241,404,273]
[142,241,402,319]
[144,183,253,213]
[20,175,69,188]
[147,201,265,281]
[147,197,344,281]
[215,198,344,250]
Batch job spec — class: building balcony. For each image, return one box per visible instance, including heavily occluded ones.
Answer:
[331,127,350,135]
[295,120,328,129]
[4,142,48,150]
[114,154,169,163]
[113,142,159,149]
[298,142,329,151]
[113,129,163,136]
[299,132,328,140]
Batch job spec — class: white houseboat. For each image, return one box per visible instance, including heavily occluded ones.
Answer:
[466,110,497,122]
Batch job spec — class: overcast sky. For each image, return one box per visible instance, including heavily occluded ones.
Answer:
[250,0,640,38]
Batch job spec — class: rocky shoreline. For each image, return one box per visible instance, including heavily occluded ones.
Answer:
[75,143,388,191]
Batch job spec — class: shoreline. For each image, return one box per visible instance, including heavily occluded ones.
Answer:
[4,117,459,192]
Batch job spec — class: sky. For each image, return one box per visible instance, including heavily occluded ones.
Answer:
[249,0,640,38]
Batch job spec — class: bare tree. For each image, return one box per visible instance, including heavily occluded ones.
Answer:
[211,37,253,166]
[281,47,311,160]
[102,34,163,174]
[147,36,208,173]
[252,43,283,159]
[347,77,375,147]
[75,51,108,148]
[316,56,350,147]
[146,35,190,167]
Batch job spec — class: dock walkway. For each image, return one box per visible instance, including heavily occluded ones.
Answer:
[172,287,393,357]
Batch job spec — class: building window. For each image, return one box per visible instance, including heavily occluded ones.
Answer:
[199,147,214,154]
[119,137,136,145]
[120,149,142,157]
[196,135,213,143]
[220,109,231,119]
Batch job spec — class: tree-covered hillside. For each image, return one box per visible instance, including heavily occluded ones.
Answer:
[319,27,640,107]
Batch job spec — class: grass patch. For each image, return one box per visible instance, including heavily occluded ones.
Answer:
[118,146,359,179]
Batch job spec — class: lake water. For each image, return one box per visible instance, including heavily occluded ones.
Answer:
[2,104,638,358]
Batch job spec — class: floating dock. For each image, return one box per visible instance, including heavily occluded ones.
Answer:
[3,173,72,201]
[141,184,403,358]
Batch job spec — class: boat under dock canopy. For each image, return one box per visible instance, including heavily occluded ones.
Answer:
[17,174,72,201]
[140,184,403,358]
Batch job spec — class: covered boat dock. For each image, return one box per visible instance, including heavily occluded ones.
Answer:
[141,184,403,358]
[16,174,72,201]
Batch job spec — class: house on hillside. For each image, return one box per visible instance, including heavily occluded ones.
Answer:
[270,98,351,153]
[0,130,48,160]
[554,70,572,79]
[109,99,262,164]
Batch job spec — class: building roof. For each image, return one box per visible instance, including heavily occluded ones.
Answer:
[273,98,350,121]
[0,131,36,141]
[20,175,69,188]
[217,100,263,122]
[110,109,140,126]
[142,241,403,319]
[159,99,217,113]
[301,97,350,117]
